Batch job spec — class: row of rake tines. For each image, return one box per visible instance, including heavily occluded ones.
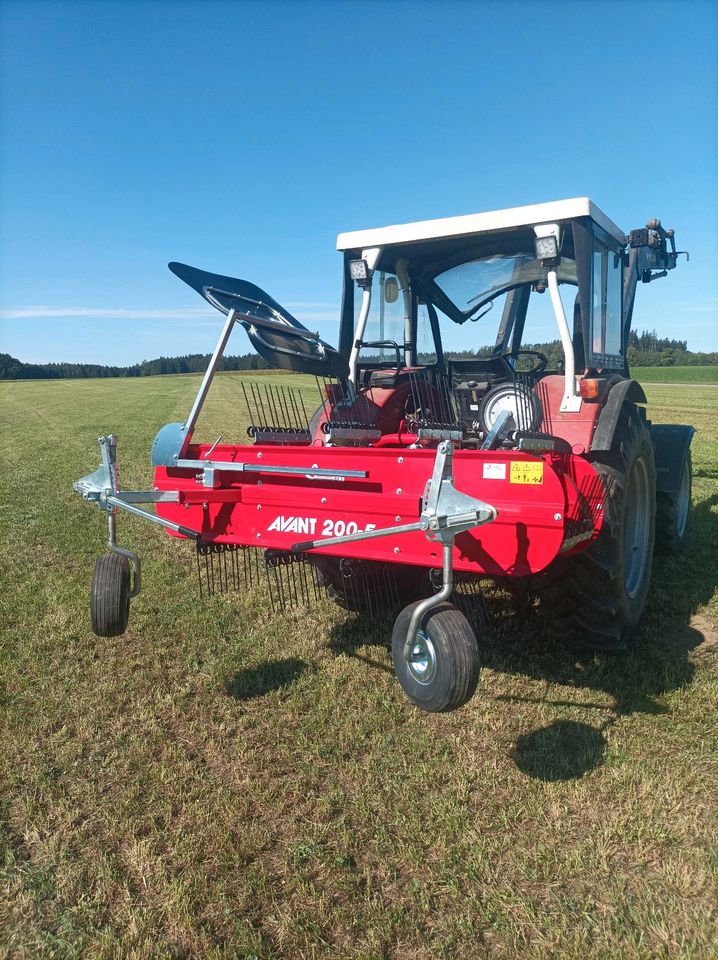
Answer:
[195,542,487,626]
[240,371,465,443]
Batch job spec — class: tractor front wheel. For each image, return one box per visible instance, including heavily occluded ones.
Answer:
[91,553,130,637]
[536,403,656,652]
[391,601,480,712]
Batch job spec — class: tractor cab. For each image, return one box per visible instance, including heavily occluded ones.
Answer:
[335,198,677,420]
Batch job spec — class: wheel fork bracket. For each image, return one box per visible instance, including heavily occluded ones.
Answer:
[74,435,201,600]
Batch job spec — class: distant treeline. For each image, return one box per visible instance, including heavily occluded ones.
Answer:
[0,352,270,381]
[1,328,716,380]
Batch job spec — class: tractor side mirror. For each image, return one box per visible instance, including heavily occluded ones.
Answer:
[384,277,399,303]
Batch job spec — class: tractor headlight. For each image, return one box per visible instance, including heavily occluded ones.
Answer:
[534,235,559,261]
[349,258,369,282]
[533,223,561,265]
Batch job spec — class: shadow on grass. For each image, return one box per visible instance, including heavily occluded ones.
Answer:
[324,495,718,780]
[512,720,608,782]
[226,657,308,700]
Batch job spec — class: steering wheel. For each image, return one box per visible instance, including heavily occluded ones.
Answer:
[502,350,548,375]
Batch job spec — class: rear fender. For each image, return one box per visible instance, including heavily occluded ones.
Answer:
[651,424,695,496]
[590,379,647,452]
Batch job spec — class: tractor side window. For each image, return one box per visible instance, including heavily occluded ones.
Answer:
[605,251,623,356]
[417,303,438,364]
[591,242,623,358]
[356,271,406,363]
[592,245,606,355]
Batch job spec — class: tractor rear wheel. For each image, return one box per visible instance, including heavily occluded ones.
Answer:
[91,553,131,637]
[655,451,692,553]
[535,403,656,652]
[391,601,480,712]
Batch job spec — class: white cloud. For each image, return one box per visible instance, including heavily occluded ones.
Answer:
[0,305,215,320]
[0,301,338,323]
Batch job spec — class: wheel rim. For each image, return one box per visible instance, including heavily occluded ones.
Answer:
[407,630,437,685]
[675,458,691,538]
[623,456,651,599]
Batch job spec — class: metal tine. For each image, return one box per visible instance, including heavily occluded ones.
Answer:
[294,560,306,606]
[246,381,259,429]
[366,565,376,619]
[278,385,294,431]
[246,381,257,427]
[262,382,280,430]
[279,383,292,430]
[285,556,301,609]
[408,369,419,423]
[265,557,280,613]
[310,558,323,602]
[254,381,270,429]
[285,385,303,431]
[274,558,289,612]
[286,557,301,609]
[301,561,314,606]
[260,383,277,429]
[197,551,204,600]
[297,387,310,433]
[441,371,455,424]
[240,381,251,426]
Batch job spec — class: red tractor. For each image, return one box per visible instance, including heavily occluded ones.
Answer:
[75,198,693,712]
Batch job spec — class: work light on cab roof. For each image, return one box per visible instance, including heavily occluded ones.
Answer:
[74,198,694,713]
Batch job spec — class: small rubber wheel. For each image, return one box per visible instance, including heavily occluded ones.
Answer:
[391,601,480,712]
[655,452,692,553]
[91,554,130,637]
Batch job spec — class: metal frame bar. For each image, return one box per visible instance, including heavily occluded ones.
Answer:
[183,307,238,443]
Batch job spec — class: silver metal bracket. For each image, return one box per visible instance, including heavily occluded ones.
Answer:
[73,436,202,603]
[74,436,199,538]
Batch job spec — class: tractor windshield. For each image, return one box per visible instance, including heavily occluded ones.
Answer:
[434,254,577,318]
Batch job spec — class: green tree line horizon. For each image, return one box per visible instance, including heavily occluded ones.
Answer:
[1,329,717,380]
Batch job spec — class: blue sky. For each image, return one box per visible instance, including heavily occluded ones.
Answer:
[1,0,716,365]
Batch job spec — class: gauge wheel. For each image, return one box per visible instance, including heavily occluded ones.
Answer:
[391,601,480,712]
[91,553,130,637]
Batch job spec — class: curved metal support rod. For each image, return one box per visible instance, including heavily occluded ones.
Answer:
[183,308,238,442]
[403,542,453,662]
[108,511,141,598]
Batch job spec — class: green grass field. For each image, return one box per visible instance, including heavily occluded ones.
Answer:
[630,365,718,385]
[1,373,717,959]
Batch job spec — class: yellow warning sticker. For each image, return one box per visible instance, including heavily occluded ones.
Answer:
[510,460,544,485]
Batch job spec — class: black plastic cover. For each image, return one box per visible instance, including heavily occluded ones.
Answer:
[169,262,349,378]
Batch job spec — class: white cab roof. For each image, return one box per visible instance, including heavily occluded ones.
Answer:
[336,197,624,251]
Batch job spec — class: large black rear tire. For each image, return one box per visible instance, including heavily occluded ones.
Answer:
[535,403,656,652]
[655,452,691,554]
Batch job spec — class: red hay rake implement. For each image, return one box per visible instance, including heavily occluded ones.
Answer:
[75,199,694,711]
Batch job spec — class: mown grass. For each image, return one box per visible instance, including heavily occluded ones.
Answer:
[1,373,717,959]
[630,365,718,384]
